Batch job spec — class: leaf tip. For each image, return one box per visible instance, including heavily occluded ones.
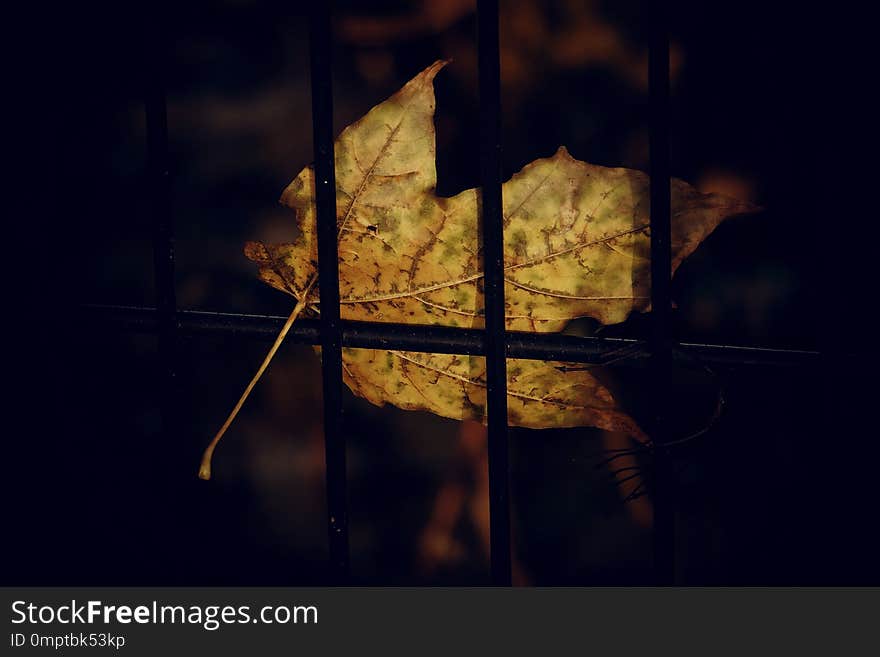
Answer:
[713,194,764,220]
[243,240,266,263]
[553,145,575,162]
[421,59,450,83]
[740,200,764,216]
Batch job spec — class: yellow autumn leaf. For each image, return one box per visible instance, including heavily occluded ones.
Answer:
[199,60,752,478]
[342,349,647,438]
[248,60,751,331]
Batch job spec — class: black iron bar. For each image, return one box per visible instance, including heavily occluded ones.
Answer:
[648,0,675,585]
[81,305,826,368]
[145,15,179,455]
[477,0,512,586]
[309,3,349,583]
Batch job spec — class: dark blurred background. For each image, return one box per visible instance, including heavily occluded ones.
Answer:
[6,0,877,585]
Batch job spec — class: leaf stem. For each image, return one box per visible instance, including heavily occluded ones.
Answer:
[199,276,317,480]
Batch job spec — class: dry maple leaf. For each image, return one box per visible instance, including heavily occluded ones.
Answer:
[199,60,753,479]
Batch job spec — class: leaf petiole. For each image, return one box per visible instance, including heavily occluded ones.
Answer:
[198,276,317,480]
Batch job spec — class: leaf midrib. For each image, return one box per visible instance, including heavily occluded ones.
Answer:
[335,95,422,239]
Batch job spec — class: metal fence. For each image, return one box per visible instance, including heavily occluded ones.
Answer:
[88,2,822,586]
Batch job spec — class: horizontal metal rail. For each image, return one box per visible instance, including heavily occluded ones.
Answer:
[81,304,823,367]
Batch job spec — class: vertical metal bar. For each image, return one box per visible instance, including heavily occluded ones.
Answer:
[477,0,512,586]
[309,2,350,583]
[648,0,675,585]
[145,14,178,446]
